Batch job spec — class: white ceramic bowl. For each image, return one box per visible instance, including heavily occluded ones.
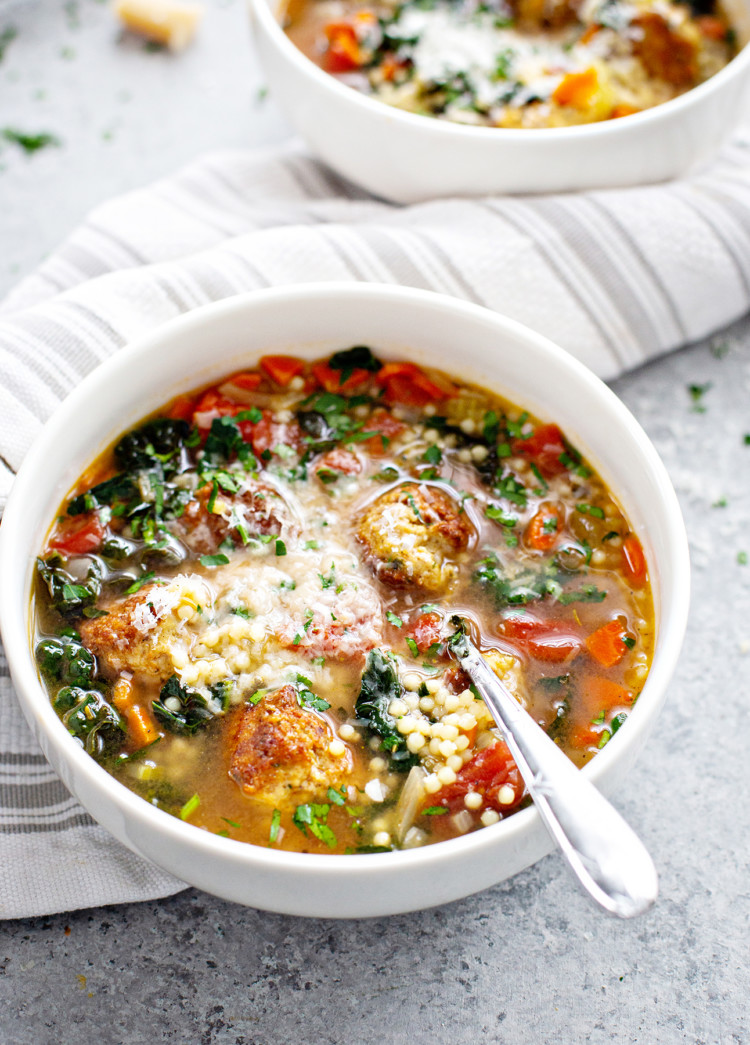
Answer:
[249,0,750,202]
[0,283,689,918]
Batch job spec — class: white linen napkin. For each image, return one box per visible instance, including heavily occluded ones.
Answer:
[2,136,750,919]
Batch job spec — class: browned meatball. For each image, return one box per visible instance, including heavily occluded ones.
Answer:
[227,686,351,808]
[631,12,697,86]
[357,482,473,593]
[79,583,176,679]
[174,479,297,555]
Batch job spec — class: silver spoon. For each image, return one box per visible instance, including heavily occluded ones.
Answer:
[449,625,658,919]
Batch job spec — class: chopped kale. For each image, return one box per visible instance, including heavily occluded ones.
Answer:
[327,345,382,374]
[152,675,220,735]
[35,636,95,688]
[37,556,102,618]
[114,417,190,471]
[355,649,417,770]
[53,686,124,756]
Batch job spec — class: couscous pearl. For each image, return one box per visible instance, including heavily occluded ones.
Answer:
[373,832,391,847]
[353,403,370,419]
[459,713,477,730]
[419,696,435,713]
[437,766,457,786]
[444,694,460,713]
[458,448,473,463]
[329,739,346,758]
[423,404,436,416]
[339,724,356,740]
[455,735,470,752]
[177,605,194,621]
[481,810,500,826]
[289,374,305,391]
[428,737,443,756]
[591,549,606,566]
[164,696,182,713]
[392,406,408,421]
[459,417,476,434]
[442,724,459,741]
[464,792,483,811]
[425,428,441,444]
[424,773,441,794]
[369,757,387,773]
[439,739,457,758]
[248,620,265,642]
[369,736,381,751]
[444,434,457,449]
[471,444,488,462]
[407,733,426,754]
[402,672,422,692]
[443,713,461,727]
[426,679,441,694]
[397,716,416,735]
[403,693,420,710]
[497,785,516,805]
[633,665,649,681]
[447,754,463,773]
[389,698,408,717]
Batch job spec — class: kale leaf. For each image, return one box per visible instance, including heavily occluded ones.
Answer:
[152,675,220,735]
[36,636,96,688]
[355,650,419,771]
[53,686,124,756]
[37,556,102,618]
[328,345,382,374]
[114,418,190,471]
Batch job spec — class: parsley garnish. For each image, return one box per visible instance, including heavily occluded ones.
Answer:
[386,610,404,627]
[292,803,337,847]
[179,794,200,821]
[200,553,230,567]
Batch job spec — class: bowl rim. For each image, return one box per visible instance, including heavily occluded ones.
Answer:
[249,0,750,144]
[0,282,691,885]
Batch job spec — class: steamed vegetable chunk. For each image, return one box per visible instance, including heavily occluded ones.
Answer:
[34,347,654,854]
[282,0,736,128]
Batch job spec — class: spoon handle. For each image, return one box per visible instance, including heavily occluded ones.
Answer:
[454,638,658,919]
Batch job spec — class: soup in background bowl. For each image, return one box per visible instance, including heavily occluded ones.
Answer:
[0,283,689,917]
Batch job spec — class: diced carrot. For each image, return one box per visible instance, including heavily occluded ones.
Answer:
[167,395,197,421]
[512,423,568,478]
[312,361,371,394]
[323,23,362,73]
[225,371,262,393]
[111,676,161,748]
[583,676,634,714]
[50,513,105,556]
[525,501,564,551]
[610,104,640,119]
[696,14,728,39]
[360,407,407,456]
[552,67,599,109]
[579,24,600,44]
[569,724,603,749]
[622,534,647,587]
[259,355,305,387]
[585,619,628,668]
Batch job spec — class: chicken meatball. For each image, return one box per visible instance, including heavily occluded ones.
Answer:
[357,482,473,593]
[227,686,351,807]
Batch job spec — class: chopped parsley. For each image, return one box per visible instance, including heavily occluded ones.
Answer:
[179,793,200,821]
[386,610,404,628]
[200,553,230,567]
[292,802,337,847]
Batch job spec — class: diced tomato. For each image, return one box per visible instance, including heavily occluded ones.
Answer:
[552,67,599,109]
[569,723,604,749]
[443,664,472,694]
[312,362,371,394]
[361,408,407,457]
[498,613,583,664]
[511,423,569,478]
[433,740,524,814]
[585,619,628,668]
[407,611,443,653]
[610,104,641,119]
[376,362,456,408]
[167,395,197,421]
[259,355,305,387]
[192,389,246,429]
[240,410,304,457]
[696,14,728,39]
[622,535,647,587]
[315,447,362,478]
[525,501,564,551]
[323,23,362,73]
[50,513,105,556]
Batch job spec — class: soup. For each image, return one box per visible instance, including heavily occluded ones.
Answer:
[33,347,653,854]
[282,0,736,128]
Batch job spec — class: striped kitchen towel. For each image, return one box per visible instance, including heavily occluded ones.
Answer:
[2,135,750,918]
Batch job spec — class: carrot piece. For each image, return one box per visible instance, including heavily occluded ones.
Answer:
[312,361,371,393]
[585,620,628,668]
[552,67,599,109]
[696,14,728,39]
[622,534,647,587]
[569,724,603,749]
[584,676,634,713]
[167,395,197,421]
[111,676,161,748]
[610,104,640,119]
[524,501,564,551]
[259,355,305,387]
[323,23,362,73]
[225,371,262,393]
[579,24,600,44]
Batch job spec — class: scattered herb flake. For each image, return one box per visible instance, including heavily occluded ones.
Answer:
[386,610,404,628]
[200,553,230,567]
[180,793,200,821]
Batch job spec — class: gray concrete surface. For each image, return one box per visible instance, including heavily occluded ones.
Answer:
[1,2,749,1043]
